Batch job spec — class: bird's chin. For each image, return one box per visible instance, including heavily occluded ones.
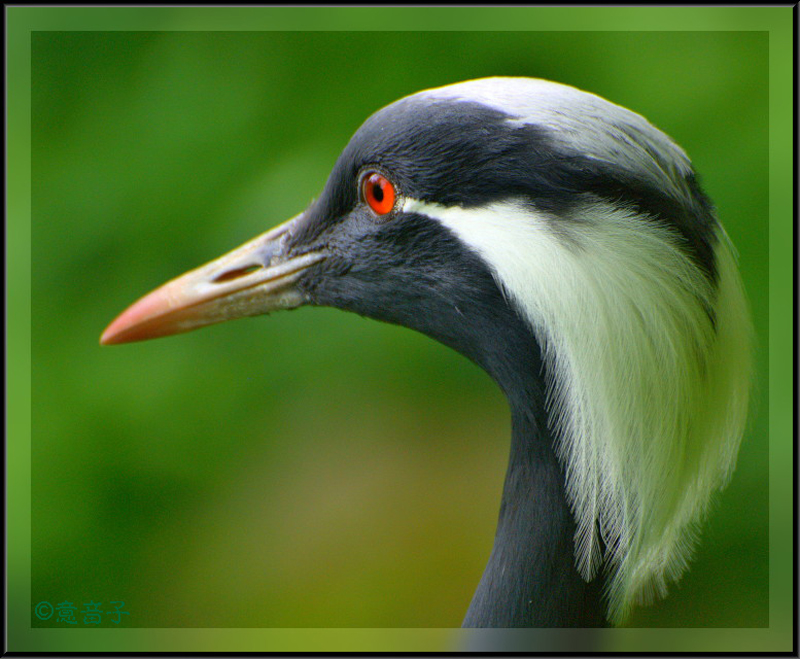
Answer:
[100,214,326,345]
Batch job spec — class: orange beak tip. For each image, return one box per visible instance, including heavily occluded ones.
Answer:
[99,321,131,346]
[100,288,173,346]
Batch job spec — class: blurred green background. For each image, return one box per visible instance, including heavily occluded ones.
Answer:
[31,29,768,629]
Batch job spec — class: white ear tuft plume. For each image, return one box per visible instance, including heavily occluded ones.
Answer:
[405,194,753,625]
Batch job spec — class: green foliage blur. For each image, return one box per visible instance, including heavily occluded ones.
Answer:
[32,30,768,628]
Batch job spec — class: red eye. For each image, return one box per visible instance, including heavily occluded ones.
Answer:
[362,172,396,216]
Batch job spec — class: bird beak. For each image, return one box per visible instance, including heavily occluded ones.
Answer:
[100,213,325,345]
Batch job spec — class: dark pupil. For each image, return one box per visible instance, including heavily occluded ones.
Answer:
[372,182,384,203]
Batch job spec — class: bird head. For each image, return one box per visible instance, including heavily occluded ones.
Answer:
[100,78,714,390]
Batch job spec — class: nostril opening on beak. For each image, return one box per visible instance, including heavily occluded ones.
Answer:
[213,265,262,283]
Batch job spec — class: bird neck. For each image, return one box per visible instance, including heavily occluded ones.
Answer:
[463,351,608,628]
